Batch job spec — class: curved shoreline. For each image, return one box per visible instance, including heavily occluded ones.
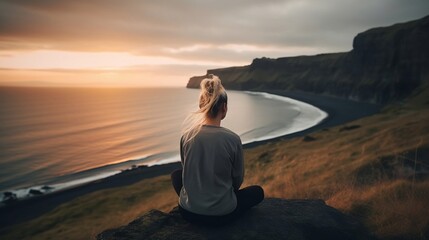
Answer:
[0,90,382,230]
[0,89,328,202]
[244,90,381,148]
[241,91,328,144]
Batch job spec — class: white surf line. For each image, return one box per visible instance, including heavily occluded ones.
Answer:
[241,91,328,144]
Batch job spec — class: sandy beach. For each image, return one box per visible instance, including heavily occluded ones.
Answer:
[0,90,381,230]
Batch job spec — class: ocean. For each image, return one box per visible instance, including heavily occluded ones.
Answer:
[0,87,327,201]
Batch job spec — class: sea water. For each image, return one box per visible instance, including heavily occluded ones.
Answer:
[0,87,327,201]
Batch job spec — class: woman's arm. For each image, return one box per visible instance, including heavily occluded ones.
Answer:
[232,142,244,190]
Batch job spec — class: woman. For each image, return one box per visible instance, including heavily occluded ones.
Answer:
[171,74,264,226]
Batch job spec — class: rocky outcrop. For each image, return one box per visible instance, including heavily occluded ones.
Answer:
[187,15,429,104]
[97,198,373,240]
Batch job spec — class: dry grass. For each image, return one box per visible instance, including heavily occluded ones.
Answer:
[240,88,429,239]
[1,87,428,240]
[326,180,429,239]
[0,176,178,240]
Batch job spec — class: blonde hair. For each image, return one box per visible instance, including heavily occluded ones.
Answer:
[182,74,228,145]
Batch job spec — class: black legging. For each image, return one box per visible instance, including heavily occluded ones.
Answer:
[171,169,264,226]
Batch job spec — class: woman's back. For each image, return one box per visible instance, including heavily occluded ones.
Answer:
[171,74,263,225]
[179,125,244,216]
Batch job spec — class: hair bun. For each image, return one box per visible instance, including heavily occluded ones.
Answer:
[207,81,214,94]
[202,74,219,94]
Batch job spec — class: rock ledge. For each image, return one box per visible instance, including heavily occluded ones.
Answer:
[97,198,373,240]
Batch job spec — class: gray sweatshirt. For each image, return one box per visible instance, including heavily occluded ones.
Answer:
[179,125,244,216]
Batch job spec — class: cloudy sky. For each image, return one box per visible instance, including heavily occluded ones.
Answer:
[0,0,428,87]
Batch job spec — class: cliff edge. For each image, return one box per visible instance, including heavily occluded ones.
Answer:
[187,15,429,103]
[96,198,373,240]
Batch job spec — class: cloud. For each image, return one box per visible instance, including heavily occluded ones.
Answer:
[0,0,428,63]
[0,63,215,87]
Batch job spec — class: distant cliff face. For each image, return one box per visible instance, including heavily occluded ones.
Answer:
[187,15,429,103]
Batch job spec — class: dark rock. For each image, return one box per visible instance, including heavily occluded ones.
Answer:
[187,15,429,104]
[303,135,317,142]
[41,185,54,191]
[3,192,14,197]
[28,189,43,195]
[2,192,18,204]
[258,151,273,165]
[339,125,361,132]
[354,147,429,184]
[97,198,373,240]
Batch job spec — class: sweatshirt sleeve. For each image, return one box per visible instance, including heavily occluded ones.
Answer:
[232,139,244,190]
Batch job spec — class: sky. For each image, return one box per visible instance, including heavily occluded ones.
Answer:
[0,0,428,87]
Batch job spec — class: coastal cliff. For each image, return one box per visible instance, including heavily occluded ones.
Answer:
[187,15,429,103]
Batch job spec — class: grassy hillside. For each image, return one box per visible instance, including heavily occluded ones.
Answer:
[243,85,429,239]
[0,176,178,240]
[1,86,428,240]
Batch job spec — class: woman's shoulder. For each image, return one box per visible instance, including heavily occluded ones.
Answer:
[199,125,241,143]
[218,126,242,143]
